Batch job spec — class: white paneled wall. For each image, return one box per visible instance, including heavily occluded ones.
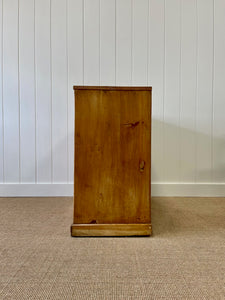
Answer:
[0,0,225,197]
[19,0,36,183]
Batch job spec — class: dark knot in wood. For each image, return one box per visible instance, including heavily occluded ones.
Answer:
[122,121,140,128]
[139,160,145,172]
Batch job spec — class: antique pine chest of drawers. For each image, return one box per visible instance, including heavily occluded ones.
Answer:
[71,86,152,237]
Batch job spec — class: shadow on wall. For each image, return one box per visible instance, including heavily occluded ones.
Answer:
[36,134,69,183]
[35,118,225,185]
[151,118,225,185]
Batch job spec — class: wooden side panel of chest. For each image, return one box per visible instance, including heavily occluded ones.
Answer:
[71,86,152,236]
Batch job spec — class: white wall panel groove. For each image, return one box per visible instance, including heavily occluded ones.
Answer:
[35,0,52,183]
[149,0,165,183]
[0,0,3,183]
[84,0,100,85]
[196,0,214,183]
[19,0,36,183]
[67,0,83,182]
[2,0,20,183]
[100,0,116,85]
[51,0,68,182]
[213,0,225,183]
[180,0,197,183]
[1,0,225,196]
[132,0,148,86]
[116,0,132,85]
[163,0,181,182]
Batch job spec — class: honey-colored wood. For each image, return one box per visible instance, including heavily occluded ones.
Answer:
[71,86,152,236]
[71,224,152,237]
[73,86,152,91]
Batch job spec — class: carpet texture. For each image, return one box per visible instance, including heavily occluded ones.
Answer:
[0,197,225,299]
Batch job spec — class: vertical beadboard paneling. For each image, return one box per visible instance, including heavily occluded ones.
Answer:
[51,0,67,182]
[3,0,19,182]
[84,0,100,85]
[180,0,197,182]
[116,0,132,85]
[100,0,116,85]
[0,0,3,182]
[1,0,225,196]
[132,0,148,85]
[67,0,83,182]
[164,0,181,182]
[196,0,213,182]
[35,0,52,183]
[19,0,36,183]
[213,0,225,182]
[149,0,165,182]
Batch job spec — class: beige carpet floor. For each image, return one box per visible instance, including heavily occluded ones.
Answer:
[0,197,225,300]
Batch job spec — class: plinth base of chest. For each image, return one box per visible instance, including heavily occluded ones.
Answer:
[71,223,152,237]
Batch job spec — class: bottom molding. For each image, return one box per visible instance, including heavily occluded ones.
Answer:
[71,223,152,237]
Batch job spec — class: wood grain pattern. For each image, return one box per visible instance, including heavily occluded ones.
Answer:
[71,224,152,237]
[73,86,152,91]
[72,87,151,236]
